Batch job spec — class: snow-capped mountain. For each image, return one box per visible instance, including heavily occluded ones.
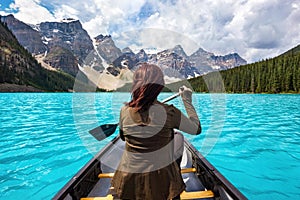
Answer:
[188,48,247,74]
[38,19,94,63]
[1,15,247,90]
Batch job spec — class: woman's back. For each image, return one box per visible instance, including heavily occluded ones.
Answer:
[111,63,201,200]
[118,101,182,171]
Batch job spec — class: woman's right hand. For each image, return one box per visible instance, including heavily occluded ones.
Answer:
[179,85,193,102]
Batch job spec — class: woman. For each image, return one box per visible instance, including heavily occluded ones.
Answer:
[111,63,201,200]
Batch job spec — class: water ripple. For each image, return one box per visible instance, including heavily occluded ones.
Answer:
[1,93,299,200]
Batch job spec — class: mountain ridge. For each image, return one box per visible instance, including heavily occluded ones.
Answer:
[1,14,298,93]
[0,18,99,92]
[1,14,247,90]
[182,44,300,93]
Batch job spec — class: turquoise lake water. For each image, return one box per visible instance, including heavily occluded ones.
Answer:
[0,93,299,199]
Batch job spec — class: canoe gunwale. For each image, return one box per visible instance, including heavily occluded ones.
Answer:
[53,136,247,200]
[52,137,120,200]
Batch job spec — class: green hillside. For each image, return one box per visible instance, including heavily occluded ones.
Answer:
[0,19,75,92]
[186,45,300,93]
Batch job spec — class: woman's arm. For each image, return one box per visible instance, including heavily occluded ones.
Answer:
[175,86,201,135]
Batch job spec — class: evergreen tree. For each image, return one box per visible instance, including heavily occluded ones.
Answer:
[184,44,300,93]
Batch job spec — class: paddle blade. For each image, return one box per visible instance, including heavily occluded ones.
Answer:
[89,124,118,141]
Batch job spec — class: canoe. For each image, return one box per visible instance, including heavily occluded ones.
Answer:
[53,136,247,200]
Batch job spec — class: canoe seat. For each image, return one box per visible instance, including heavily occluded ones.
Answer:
[181,167,197,174]
[98,173,114,179]
[81,194,113,200]
[98,168,197,179]
[180,190,214,199]
[80,190,214,200]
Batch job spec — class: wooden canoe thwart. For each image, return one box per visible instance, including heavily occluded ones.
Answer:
[98,168,197,179]
[53,136,247,200]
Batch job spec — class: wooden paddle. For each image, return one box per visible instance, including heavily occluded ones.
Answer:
[89,92,181,141]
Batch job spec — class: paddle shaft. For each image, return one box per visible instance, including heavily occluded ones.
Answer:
[116,91,181,124]
[89,92,181,140]
[161,92,181,103]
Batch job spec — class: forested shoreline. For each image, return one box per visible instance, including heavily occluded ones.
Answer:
[188,45,300,93]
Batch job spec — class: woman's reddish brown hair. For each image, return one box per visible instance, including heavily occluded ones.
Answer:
[128,63,165,112]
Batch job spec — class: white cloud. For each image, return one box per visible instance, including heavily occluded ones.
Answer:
[138,0,300,62]
[136,0,243,57]
[1,0,299,62]
[7,0,56,24]
[230,0,300,61]
[53,4,80,20]
[83,15,108,38]
[113,28,199,55]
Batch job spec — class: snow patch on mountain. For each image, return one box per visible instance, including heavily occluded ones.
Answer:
[92,38,109,69]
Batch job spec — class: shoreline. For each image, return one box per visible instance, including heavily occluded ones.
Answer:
[0,83,44,92]
[1,83,299,94]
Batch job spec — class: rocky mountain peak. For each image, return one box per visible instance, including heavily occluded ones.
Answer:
[38,20,94,63]
[1,15,95,76]
[39,19,83,34]
[1,15,248,88]
[170,45,188,59]
[94,34,122,64]
[189,47,246,74]
[211,53,247,69]
[191,47,214,57]
[0,20,75,92]
[61,18,78,23]
[136,49,148,62]
[122,47,134,54]
[95,34,112,42]
[0,14,47,54]
[149,48,198,79]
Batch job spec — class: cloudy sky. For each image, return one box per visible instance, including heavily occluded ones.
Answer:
[0,0,299,62]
